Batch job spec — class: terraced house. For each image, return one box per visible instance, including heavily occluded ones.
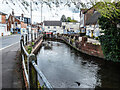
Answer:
[79,8,96,36]
[7,10,31,34]
[85,11,101,38]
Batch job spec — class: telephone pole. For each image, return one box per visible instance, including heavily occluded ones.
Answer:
[30,0,33,42]
[41,3,43,23]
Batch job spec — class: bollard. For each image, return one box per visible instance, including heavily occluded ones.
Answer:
[35,33,36,40]
[2,33,3,36]
[29,54,38,89]
[26,34,28,45]
[28,33,29,43]
[20,37,24,54]
[21,35,24,46]
[31,33,33,42]
[36,32,37,39]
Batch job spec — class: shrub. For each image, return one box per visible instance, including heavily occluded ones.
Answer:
[27,46,32,54]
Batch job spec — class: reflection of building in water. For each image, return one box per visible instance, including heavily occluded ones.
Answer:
[96,61,120,88]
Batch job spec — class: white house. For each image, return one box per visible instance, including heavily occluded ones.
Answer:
[43,21,62,34]
[15,14,31,34]
[85,11,101,37]
[62,22,80,34]
[80,9,85,28]
[79,8,95,34]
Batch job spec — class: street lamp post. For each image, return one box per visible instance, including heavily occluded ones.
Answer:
[30,0,33,42]
[79,3,81,35]
[41,2,43,23]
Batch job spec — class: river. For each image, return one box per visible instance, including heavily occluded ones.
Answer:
[37,40,120,88]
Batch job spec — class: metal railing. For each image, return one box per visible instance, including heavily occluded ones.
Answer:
[20,33,53,89]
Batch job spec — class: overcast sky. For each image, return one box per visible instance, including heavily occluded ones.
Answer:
[0,0,116,23]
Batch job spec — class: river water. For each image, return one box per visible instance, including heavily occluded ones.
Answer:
[37,40,120,88]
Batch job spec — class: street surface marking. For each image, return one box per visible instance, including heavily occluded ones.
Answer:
[0,41,20,51]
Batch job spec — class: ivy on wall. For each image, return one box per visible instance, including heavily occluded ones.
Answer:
[98,14,120,62]
[93,1,120,62]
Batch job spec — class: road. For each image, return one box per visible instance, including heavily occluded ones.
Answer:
[0,34,23,89]
[0,34,20,50]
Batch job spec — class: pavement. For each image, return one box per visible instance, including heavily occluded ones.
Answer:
[0,34,23,89]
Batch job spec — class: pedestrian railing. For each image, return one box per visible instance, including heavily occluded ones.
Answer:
[20,33,53,89]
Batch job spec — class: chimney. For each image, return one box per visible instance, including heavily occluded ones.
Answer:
[12,9,14,16]
[21,14,24,18]
[21,13,24,22]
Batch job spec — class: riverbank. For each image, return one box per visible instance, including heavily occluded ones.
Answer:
[44,35,104,59]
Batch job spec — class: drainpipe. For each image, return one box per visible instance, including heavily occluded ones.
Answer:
[91,30,94,38]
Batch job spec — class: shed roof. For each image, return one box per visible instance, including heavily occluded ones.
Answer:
[86,12,101,25]
[44,21,62,26]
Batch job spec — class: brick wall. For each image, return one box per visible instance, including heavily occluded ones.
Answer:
[7,15,21,31]
[0,14,6,24]
[21,21,27,28]
[80,37,104,58]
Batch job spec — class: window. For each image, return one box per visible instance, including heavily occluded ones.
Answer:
[63,26,65,29]
[20,17,24,21]
[15,22,17,26]
[24,18,27,23]
[54,26,56,29]
[22,17,23,21]
[48,26,50,29]
[0,15,1,22]
[96,24,99,28]
[73,22,76,24]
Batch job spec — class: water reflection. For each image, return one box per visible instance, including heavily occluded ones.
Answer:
[37,41,120,88]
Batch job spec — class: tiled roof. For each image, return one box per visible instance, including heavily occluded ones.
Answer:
[44,21,62,26]
[86,12,101,25]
